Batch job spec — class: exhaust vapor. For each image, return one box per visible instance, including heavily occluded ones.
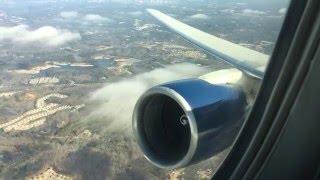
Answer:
[89,63,208,132]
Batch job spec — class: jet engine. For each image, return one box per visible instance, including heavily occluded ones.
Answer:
[132,78,247,169]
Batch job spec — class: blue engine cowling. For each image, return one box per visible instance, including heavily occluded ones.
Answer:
[132,78,247,169]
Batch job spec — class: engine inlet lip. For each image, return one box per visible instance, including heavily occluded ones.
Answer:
[132,86,198,169]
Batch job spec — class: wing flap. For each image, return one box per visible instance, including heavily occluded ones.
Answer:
[147,9,269,78]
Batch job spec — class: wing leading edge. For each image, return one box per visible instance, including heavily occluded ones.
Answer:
[147,9,269,79]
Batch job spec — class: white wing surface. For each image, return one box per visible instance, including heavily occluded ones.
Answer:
[147,9,270,79]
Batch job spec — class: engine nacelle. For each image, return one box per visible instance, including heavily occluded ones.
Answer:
[132,78,247,169]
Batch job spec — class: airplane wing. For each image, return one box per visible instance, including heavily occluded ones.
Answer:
[147,9,270,79]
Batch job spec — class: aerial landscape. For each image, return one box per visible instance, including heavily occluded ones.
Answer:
[0,0,288,179]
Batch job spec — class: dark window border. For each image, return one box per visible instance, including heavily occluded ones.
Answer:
[212,0,316,179]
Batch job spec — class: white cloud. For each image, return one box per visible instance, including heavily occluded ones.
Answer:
[242,9,266,16]
[220,9,235,14]
[278,8,287,14]
[236,3,247,6]
[0,25,81,46]
[89,63,207,132]
[128,11,143,16]
[0,10,7,17]
[60,11,78,18]
[189,13,210,20]
[83,14,111,22]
